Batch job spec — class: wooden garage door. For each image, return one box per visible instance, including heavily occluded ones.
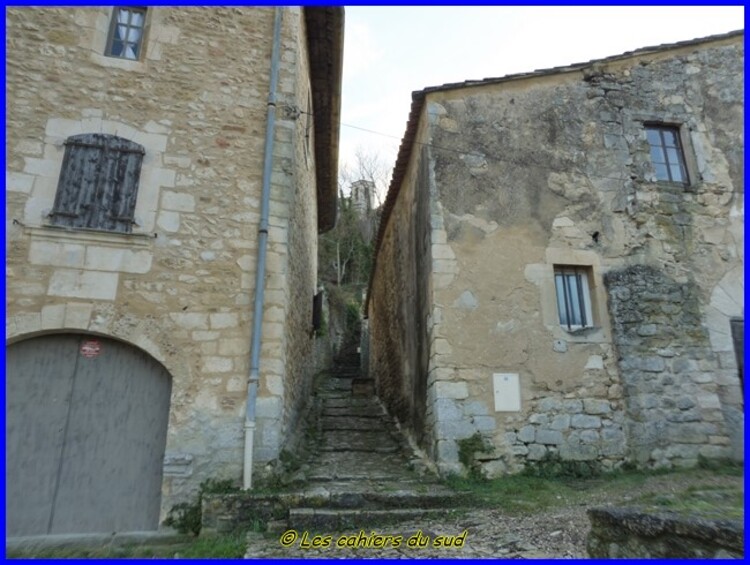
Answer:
[6,334,172,537]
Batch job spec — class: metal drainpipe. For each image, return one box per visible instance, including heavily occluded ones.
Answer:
[244,6,282,490]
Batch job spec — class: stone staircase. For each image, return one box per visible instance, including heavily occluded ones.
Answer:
[201,348,460,534]
[284,350,459,530]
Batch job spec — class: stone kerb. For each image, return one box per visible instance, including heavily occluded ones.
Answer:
[586,507,743,558]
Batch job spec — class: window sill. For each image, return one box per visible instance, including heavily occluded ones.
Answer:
[560,325,598,336]
[90,52,147,73]
[549,323,609,344]
[19,222,156,249]
[650,180,699,193]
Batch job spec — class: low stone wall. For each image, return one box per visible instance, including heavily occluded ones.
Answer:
[586,507,743,558]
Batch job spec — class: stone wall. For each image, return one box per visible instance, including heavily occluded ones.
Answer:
[250,8,321,465]
[587,507,743,558]
[605,265,733,466]
[368,33,743,475]
[368,117,433,447]
[6,6,323,521]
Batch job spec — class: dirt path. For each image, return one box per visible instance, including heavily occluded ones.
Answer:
[245,470,743,559]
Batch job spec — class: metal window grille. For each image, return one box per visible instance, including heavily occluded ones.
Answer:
[645,125,689,184]
[554,267,593,330]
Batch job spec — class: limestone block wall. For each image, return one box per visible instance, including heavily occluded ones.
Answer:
[258,8,322,461]
[6,6,322,518]
[368,33,743,476]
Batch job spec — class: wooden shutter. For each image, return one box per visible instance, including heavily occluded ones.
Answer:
[97,136,144,232]
[51,134,144,233]
[51,136,102,228]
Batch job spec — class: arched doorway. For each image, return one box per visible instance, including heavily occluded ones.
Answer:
[6,333,172,537]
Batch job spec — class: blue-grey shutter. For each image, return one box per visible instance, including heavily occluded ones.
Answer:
[51,134,144,233]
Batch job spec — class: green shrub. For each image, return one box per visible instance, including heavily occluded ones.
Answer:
[164,501,202,536]
[457,432,494,480]
[164,478,240,536]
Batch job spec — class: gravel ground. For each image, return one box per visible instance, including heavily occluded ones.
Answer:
[245,471,743,559]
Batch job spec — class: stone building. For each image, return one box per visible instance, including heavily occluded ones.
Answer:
[6,7,343,536]
[366,31,743,477]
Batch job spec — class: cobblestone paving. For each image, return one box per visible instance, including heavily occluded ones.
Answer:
[246,505,589,559]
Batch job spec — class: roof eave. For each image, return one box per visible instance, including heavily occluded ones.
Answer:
[305,7,345,233]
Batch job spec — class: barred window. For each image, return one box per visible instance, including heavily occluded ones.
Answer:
[105,7,147,61]
[554,266,594,330]
[49,134,145,234]
[646,125,689,184]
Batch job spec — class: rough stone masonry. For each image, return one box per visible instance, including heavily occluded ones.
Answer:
[367,31,743,476]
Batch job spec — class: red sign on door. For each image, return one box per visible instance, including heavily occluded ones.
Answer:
[80,339,102,358]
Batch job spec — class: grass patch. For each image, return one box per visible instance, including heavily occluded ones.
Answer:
[6,533,247,559]
[174,533,247,558]
[634,484,744,520]
[445,473,575,513]
[443,462,744,516]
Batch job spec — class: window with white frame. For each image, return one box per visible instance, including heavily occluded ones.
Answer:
[554,266,594,330]
[105,7,147,61]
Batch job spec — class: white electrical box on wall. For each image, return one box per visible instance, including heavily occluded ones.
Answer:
[493,373,521,412]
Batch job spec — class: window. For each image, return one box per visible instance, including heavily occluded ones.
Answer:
[554,266,593,330]
[312,291,324,334]
[730,318,743,394]
[645,125,689,184]
[105,7,147,60]
[49,134,145,234]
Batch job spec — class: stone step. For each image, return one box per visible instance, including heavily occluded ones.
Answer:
[306,471,419,482]
[323,397,381,409]
[319,444,400,454]
[321,430,400,449]
[287,507,448,531]
[201,486,461,535]
[321,416,386,431]
[306,451,413,478]
[322,397,385,414]
[318,393,356,402]
[323,406,384,418]
[352,379,374,397]
[318,378,352,391]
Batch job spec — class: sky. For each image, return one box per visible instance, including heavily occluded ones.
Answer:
[338,6,745,199]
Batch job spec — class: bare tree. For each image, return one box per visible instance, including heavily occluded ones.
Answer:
[339,146,390,208]
[319,146,391,288]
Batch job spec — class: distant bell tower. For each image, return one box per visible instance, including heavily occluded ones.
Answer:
[349,179,376,242]
[350,179,374,215]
